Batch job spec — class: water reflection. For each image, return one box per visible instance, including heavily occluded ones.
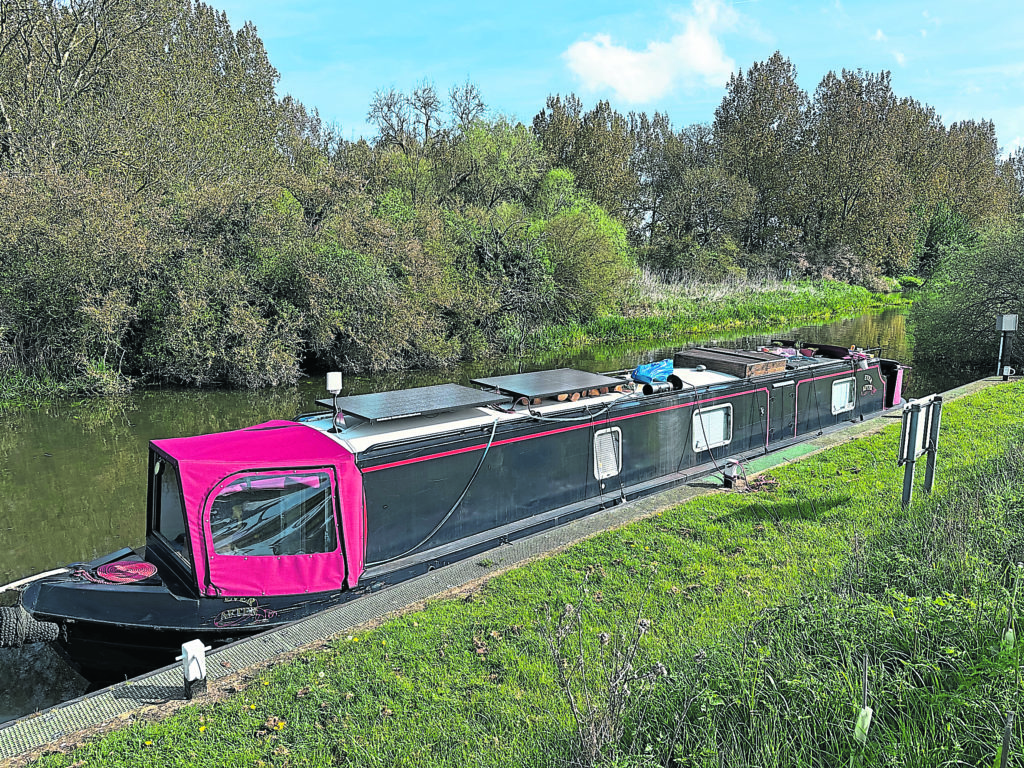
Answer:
[0,644,88,723]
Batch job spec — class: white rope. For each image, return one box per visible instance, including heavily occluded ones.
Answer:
[0,568,69,594]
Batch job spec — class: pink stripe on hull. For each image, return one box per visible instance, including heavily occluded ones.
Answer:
[362,387,770,473]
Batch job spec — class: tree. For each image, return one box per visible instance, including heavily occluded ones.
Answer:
[626,110,673,249]
[1005,148,1024,215]
[802,68,918,274]
[713,52,807,250]
[533,95,638,222]
[911,225,1024,368]
[938,120,1014,225]
[434,117,544,210]
[535,170,631,321]
[449,80,485,129]
[0,0,159,171]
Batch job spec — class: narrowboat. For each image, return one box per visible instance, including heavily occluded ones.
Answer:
[1,343,906,680]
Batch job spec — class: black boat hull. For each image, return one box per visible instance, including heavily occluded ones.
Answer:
[20,355,894,681]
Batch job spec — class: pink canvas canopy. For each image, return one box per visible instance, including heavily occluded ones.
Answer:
[152,421,364,597]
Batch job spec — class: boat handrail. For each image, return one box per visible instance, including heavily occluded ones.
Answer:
[0,568,70,594]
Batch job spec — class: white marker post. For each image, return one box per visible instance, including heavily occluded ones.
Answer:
[854,652,872,746]
[176,639,211,700]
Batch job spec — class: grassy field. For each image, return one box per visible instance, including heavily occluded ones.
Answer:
[29,383,1023,768]
[529,276,906,350]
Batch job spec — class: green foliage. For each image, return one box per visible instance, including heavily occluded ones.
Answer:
[913,203,978,277]
[141,253,303,388]
[911,225,1024,369]
[897,275,924,290]
[0,172,148,394]
[0,4,1016,394]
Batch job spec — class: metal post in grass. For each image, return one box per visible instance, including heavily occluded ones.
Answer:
[901,403,925,512]
[898,395,941,509]
[923,396,943,494]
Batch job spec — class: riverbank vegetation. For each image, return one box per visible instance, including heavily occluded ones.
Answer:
[28,380,1024,767]
[912,224,1024,371]
[1,2,1020,399]
[527,274,903,350]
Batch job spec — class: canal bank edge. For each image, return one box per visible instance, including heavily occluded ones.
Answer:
[0,374,1011,764]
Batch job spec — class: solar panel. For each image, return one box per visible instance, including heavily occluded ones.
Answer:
[471,368,624,400]
[316,384,509,423]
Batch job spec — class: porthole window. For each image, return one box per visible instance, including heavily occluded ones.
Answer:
[593,427,622,480]
[831,378,856,415]
[693,404,732,451]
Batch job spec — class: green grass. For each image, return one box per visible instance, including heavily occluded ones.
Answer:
[30,382,1024,768]
[656,446,1024,767]
[0,370,88,409]
[528,277,907,350]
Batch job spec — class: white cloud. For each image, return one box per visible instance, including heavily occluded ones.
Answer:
[892,49,906,66]
[871,29,886,41]
[921,29,927,37]
[562,0,740,103]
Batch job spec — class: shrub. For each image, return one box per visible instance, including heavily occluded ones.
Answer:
[897,275,924,290]
[912,225,1024,369]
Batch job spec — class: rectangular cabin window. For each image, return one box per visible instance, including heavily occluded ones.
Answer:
[209,472,337,557]
[593,427,622,480]
[692,404,733,452]
[154,461,190,562]
[831,377,856,414]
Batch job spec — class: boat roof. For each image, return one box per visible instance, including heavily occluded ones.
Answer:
[151,420,350,467]
[310,366,740,455]
[318,383,510,423]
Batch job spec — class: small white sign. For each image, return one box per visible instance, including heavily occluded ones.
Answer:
[898,395,937,464]
[997,314,1018,332]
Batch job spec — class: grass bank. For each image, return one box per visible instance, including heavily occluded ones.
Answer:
[528,276,906,350]
[0,371,98,410]
[32,391,1020,768]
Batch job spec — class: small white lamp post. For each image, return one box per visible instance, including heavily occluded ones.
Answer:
[997,314,1018,380]
[327,371,343,431]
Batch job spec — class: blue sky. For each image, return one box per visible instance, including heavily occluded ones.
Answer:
[215,0,1024,155]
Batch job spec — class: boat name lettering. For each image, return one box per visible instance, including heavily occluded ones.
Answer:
[214,603,278,628]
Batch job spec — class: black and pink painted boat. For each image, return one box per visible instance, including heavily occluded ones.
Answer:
[3,342,906,679]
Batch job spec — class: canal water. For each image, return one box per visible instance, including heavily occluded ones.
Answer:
[0,307,977,722]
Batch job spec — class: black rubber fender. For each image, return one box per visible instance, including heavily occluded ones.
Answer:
[0,605,60,647]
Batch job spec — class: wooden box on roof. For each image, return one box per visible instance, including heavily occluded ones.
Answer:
[673,347,789,379]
